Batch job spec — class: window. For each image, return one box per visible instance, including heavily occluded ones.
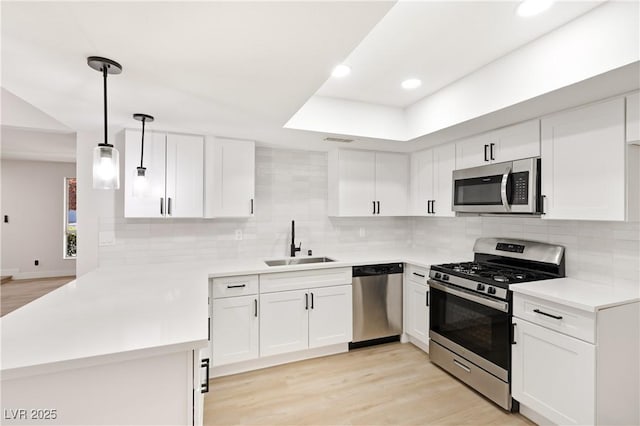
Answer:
[64,177,77,259]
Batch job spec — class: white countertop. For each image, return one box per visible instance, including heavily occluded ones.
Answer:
[1,264,210,379]
[511,277,640,312]
[4,248,636,379]
[0,249,452,379]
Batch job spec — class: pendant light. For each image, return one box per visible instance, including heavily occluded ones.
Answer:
[132,113,154,198]
[87,56,123,190]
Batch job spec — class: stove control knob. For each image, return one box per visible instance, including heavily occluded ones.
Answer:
[476,283,485,291]
[434,272,442,279]
[488,287,496,295]
[442,274,450,281]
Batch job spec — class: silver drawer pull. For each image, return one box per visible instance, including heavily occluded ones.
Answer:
[533,308,563,320]
[227,284,246,289]
[453,359,471,373]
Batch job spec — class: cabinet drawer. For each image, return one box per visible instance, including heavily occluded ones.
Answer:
[260,267,352,293]
[406,264,428,286]
[211,275,259,298]
[513,293,596,343]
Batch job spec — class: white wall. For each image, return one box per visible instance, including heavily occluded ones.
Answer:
[1,159,76,278]
[1,127,76,162]
[97,147,410,267]
[411,216,639,288]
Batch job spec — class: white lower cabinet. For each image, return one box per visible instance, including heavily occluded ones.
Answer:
[407,282,429,346]
[512,318,595,425]
[260,285,352,357]
[404,264,430,350]
[211,295,259,366]
[512,293,640,425]
[260,290,309,356]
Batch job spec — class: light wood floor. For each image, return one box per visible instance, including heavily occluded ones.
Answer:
[205,343,534,425]
[0,276,75,317]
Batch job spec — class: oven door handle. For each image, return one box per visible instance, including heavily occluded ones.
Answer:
[500,166,512,212]
[428,280,509,313]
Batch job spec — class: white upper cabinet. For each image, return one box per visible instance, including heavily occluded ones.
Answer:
[204,137,255,218]
[627,92,640,144]
[124,130,167,218]
[125,130,203,218]
[410,144,455,216]
[328,149,408,216]
[165,133,204,218]
[541,98,629,221]
[375,152,409,216]
[456,120,540,170]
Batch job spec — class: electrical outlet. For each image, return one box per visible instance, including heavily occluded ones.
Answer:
[34,259,39,266]
[359,227,366,237]
[235,229,243,241]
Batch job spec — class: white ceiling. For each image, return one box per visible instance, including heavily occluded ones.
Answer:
[316,0,604,108]
[1,0,632,155]
[1,1,395,150]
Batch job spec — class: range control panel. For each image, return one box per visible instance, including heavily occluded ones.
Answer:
[496,242,525,253]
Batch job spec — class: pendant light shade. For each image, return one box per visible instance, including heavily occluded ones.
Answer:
[87,56,122,190]
[132,113,154,198]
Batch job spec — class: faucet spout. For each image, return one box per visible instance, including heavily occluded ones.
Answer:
[290,220,301,257]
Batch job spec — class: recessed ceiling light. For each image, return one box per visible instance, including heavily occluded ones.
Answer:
[331,64,351,78]
[401,78,422,90]
[517,0,554,17]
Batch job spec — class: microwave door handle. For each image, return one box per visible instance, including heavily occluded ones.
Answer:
[500,166,512,212]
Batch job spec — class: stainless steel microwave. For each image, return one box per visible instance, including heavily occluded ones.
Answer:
[452,157,541,214]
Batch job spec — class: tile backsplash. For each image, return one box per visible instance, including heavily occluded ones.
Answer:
[100,146,639,288]
[410,216,640,287]
[98,147,410,267]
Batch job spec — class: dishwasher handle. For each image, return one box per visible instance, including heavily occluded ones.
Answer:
[352,263,404,277]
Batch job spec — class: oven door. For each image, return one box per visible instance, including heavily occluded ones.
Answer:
[428,280,510,381]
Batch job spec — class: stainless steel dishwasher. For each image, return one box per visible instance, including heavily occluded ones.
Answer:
[351,263,403,347]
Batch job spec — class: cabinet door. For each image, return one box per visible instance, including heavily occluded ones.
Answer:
[512,318,595,425]
[627,92,640,143]
[260,290,309,356]
[409,149,433,216]
[432,144,456,217]
[211,296,259,366]
[124,130,167,218]
[204,138,255,218]
[308,285,352,348]
[494,119,540,163]
[375,152,409,216]
[334,150,376,216]
[407,282,429,345]
[541,98,625,220]
[166,133,204,218]
[456,133,493,170]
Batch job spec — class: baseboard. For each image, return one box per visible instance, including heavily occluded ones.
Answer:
[9,270,76,280]
[519,404,555,425]
[210,343,349,378]
[408,335,430,353]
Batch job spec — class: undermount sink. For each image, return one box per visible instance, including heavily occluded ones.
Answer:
[264,257,336,267]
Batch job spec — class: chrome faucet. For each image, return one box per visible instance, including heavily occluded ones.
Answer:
[290,220,301,257]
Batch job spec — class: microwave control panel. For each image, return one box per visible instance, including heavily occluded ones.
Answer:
[512,172,529,205]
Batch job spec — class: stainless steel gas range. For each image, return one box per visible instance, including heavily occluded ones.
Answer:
[428,238,565,411]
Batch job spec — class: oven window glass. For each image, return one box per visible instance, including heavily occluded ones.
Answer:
[454,175,503,205]
[430,286,509,371]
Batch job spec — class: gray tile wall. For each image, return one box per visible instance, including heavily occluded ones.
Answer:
[98,147,410,267]
[410,216,640,287]
[100,146,639,289]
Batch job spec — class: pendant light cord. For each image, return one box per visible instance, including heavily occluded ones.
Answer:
[102,66,110,147]
[140,118,145,168]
